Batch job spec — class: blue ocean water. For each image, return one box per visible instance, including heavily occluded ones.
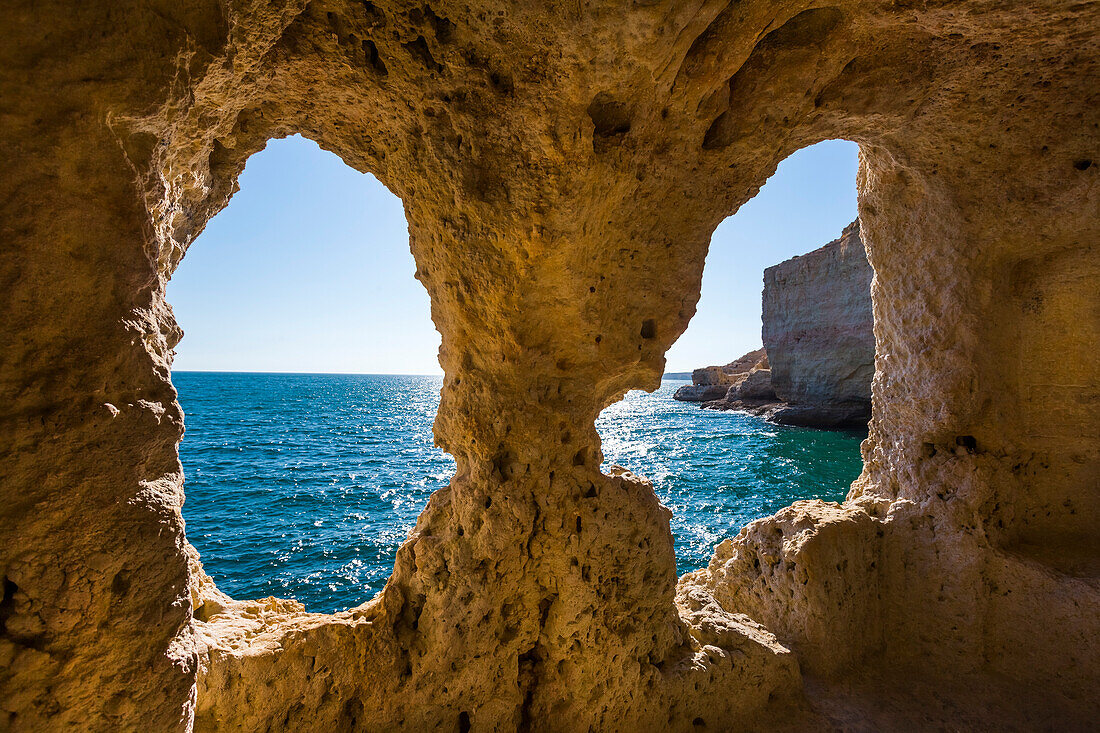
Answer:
[177,373,864,613]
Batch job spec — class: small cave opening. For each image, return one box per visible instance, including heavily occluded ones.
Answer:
[596,139,869,575]
[168,135,453,613]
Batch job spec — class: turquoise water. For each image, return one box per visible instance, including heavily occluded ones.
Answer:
[178,373,864,613]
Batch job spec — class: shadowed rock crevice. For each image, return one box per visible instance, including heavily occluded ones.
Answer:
[404,35,443,72]
[702,7,847,150]
[362,39,388,75]
[587,92,634,152]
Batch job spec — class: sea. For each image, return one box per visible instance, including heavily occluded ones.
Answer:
[177,372,864,614]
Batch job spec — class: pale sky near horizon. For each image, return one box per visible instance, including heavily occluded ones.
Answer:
[168,135,858,375]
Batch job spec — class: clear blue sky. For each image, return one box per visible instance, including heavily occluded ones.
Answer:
[168,136,857,374]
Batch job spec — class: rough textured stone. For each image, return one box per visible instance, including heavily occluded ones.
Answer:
[673,383,730,402]
[728,367,777,401]
[763,219,874,414]
[1,0,1098,730]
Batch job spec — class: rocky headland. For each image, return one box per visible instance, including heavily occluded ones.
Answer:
[672,347,768,402]
[675,221,874,429]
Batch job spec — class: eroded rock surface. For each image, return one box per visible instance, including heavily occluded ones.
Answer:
[729,366,776,402]
[1,0,1098,730]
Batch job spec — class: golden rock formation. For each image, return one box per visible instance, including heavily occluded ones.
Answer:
[1,0,1097,730]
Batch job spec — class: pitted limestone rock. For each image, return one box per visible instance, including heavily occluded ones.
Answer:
[1,0,1097,730]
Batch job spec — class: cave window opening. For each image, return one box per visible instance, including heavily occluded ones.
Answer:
[168,135,453,614]
[596,139,870,577]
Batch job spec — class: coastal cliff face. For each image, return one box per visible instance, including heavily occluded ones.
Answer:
[2,0,1098,730]
[763,220,874,422]
[677,223,872,428]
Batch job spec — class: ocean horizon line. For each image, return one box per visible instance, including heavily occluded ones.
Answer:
[173,369,693,378]
[173,369,446,377]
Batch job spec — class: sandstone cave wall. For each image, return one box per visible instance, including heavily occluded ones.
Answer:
[1,0,1098,731]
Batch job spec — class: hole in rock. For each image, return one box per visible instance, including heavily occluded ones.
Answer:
[362,39,388,76]
[955,435,978,454]
[587,92,633,137]
[0,578,18,633]
[169,135,452,613]
[597,140,869,575]
[110,571,130,597]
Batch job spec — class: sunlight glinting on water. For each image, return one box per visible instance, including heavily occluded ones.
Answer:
[596,383,863,573]
[180,373,863,613]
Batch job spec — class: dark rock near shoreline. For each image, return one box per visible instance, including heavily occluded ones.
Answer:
[704,398,870,430]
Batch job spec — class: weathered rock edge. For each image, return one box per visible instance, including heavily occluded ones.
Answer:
[1,0,1097,730]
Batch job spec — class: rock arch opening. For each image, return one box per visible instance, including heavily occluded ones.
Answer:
[597,139,868,576]
[170,136,450,613]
